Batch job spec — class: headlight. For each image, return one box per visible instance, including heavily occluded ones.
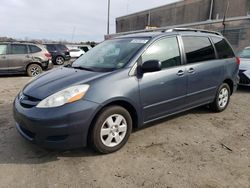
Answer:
[36,85,89,108]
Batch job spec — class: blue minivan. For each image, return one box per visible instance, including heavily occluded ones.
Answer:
[13,28,239,153]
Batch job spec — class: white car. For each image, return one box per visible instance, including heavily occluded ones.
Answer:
[77,45,92,52]
[69,48,85,58]
[238,47,250,86]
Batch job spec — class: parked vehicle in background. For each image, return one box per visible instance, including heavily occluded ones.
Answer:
[67,44,93,53]
[44,43,70,65]
[69,48,85,58]
[0,42,52,77]
[14,28,239,153]
[77,45,92,52]
[238,47,250,86]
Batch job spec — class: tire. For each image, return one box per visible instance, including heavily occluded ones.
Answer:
[27,64,43,77]
[55,56,65,65]
[210,83,231,112]
[90,106,132,154]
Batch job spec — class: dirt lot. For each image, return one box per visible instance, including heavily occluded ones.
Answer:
[0,76,249,188]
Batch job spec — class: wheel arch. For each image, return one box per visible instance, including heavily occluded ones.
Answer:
[223,78,234,95]
[25,62,42,72]
[87,99,141,145]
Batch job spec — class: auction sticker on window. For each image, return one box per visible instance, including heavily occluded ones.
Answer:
[130,39,148,44]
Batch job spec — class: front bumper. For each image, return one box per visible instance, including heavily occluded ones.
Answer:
[13,96,100,150]
[239,70,250,86]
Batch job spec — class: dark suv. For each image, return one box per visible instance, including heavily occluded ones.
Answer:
[14,28,239,153]
[44,43,71,65]
[0,42,53,77]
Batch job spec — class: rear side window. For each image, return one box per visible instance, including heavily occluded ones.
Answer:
[56,44,68,51]
[11,44,28,54]
[29,45,41,53]
[45,44,56,51]
[211,37,235,59]
[142,37,181,69]
[0,44,7,55]
[182,36,216,64]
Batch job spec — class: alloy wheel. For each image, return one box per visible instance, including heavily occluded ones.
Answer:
[218,87,229,108]
[56,56,64,65]
[100,114,127,147]
[31,67,40,76]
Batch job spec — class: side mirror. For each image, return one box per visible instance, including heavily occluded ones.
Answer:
[141,60,161,73]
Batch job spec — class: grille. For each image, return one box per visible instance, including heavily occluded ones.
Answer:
[19,94,41,108]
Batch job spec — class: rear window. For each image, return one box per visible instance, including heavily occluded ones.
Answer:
[239,48,250,58]
[211,37,235,59]
[29,45,42,53]
[182,36,216,64]
[11,44,28,54]
[0,44,7,55]
[80,47,89,52]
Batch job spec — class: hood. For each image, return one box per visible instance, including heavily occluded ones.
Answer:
[23,67,109,99]
[239,58,250,70]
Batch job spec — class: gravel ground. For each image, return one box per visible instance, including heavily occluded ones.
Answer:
[0,76,249,188]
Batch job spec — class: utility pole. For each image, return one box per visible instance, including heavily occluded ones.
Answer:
[209,0,214,20]
[147,11,151,27]
[107,0,110,35]
[222,0,230,35]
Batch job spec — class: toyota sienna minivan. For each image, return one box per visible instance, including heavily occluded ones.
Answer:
[13,28,239,153]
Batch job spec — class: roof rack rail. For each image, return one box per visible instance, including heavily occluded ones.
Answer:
[164,28,222,36]
[0,40,42,44]
[0,40,28,43]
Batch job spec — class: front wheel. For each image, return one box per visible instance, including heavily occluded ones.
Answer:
[210,83,231,112]
[90,106,132,154]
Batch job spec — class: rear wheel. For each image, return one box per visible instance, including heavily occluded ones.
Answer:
[55,56,65,65]
[210,83,230,112]
[27,64,43,77]
[90,106,132,154]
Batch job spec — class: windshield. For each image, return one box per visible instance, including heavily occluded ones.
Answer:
[72,38,149,72]
[239,48,250,58]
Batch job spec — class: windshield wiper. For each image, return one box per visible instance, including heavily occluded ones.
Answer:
[72,66,94,71]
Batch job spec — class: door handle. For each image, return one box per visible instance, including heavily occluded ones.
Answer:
[188,68,195,74]
[177,70,184,76]
[25,55,30,58]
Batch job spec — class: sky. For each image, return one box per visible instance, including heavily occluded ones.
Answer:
[0,0,180,42]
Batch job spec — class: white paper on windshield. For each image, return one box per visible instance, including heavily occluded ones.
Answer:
[130,39,148,44]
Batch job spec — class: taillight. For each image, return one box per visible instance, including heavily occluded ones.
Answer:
[236,57,240,65]
[45,53,52,59]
